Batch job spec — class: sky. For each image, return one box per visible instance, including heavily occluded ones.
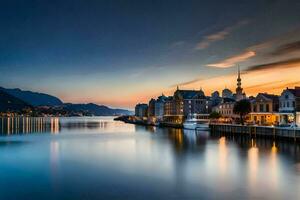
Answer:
[0,0,300,109]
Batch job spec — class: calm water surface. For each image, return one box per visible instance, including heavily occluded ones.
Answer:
[0,117,300,200]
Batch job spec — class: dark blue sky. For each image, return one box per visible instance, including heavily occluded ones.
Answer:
[0,0,300,108]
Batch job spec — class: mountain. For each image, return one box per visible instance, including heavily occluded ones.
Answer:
[0,90,32,112]
[0,87,133,116]
[0,87,63,106]
[63,103,133,116]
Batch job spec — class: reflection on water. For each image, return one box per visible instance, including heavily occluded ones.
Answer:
[0,117,299,199]
[248,139,259,190]
[0,117,135,135]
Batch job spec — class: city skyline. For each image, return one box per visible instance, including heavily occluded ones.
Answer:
[0,0,300,109]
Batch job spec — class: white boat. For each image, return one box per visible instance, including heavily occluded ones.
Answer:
[183,114,210,130]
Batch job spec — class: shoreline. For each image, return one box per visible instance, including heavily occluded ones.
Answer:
[115,116,300,141]
[114,115,183,128]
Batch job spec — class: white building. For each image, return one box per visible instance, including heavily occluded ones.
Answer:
[279,87,300,125]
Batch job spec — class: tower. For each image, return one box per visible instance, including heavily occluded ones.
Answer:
[235,65,244,101]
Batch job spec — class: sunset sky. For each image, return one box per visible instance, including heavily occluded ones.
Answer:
[0,0,300,109]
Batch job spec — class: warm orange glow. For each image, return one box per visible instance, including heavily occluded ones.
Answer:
[176,60,300,97]
[206,51,256,68]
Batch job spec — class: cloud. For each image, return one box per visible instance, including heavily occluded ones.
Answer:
[170,41,186,48]
[206,51,256,68]
[247,27,300,53]
[245,58,300,72]
[195,20,250,50]
[271,40,300,56]
[170,77,203,88]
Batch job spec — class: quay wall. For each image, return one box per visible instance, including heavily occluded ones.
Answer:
[210,123,300,140]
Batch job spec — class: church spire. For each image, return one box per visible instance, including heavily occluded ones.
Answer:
[237,64,241,88]
[238,64,240,79]
[236,64,244,101]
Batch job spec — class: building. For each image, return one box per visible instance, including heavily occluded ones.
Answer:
[222,88,233,99]
[213,97,237,122]
[164,96,175,116]
[147,95,167,124]
[279,87,300,125]
[173,87,211,116]
[154,95,167,120]
[211,91,222,107]
[162,87,211,125]
[163,96,182,124]
[135,103,148,118]
[249,93,279,125]
[148,98,156,117]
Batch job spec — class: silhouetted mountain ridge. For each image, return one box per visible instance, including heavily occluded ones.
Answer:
[63,103,133,116]
[0,87,132,116]
[0,90,32,112]
[0,87,63,106]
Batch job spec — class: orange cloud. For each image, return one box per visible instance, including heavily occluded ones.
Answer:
[206,51,256,68]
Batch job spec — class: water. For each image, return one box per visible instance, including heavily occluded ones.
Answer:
[0,117,299,200]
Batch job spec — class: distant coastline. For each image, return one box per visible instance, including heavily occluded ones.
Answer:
[0,86,133,117]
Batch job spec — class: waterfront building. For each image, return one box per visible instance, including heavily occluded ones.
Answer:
[147,98,156,124]
[213,97,237,122]
[163,96,175,116]
[279,87,300,125]
[249,93,279,125]
[148,98,156,117]
[173,88,211,116]
[147,95,167,124]
[162,87,211,125]
[163,96,182,124]
[154,95,167,120]
[135,103,148,118]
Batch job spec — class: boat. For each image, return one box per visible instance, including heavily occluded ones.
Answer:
[183,113,210,130]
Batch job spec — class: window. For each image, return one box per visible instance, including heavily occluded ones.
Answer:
[266,104,269,112]
[259,104,264,112]
[287,101,290,107]
[261,116,265,123]
[253,105,257,112]
[293,101,295,107]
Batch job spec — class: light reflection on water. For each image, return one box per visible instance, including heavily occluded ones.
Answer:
[0,117,299,199]
[0,117,60,134]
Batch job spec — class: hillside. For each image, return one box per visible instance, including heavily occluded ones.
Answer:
[63,103,133,116]
[0,87,63,106]
[0,90,32,112]
[0,87,132,116]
